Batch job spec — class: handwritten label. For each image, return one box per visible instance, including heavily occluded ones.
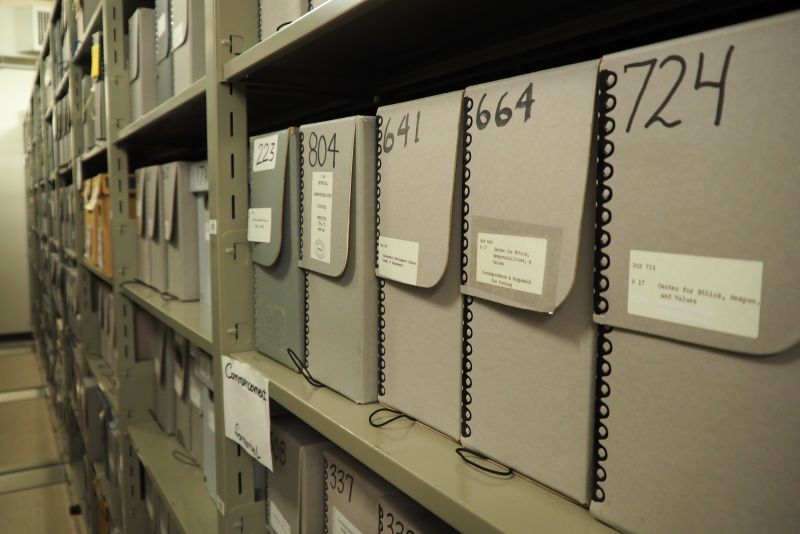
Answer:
[252,133,279,172]
[332,506,362,534]
[476,233,547,295]
[269,500,291,534]
[221,355,272,469]
[310,171,332,263]
[628,250,762,338]
[247,208,272,243]
[378,236,419,285]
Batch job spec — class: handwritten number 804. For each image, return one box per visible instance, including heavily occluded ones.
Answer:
[476,82,534,130]
[623,45,734,132]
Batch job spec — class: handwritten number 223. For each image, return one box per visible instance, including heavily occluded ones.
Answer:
[624,45,734,132]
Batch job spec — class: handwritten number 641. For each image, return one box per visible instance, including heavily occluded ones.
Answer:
[623,45,734,132]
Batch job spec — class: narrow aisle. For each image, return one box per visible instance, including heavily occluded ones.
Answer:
[0,341,85,534]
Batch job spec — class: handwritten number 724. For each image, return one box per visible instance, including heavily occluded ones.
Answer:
[623,45,734,132]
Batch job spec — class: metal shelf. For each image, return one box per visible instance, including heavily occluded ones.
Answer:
[86,356,119,415]
[116,77,207,166]
[121,282,213,354]
[74,2,103,62]
[230,350,612,534]
[83,260,112,285]
[55,71,69,98]
[80,141,106,163]
[128,418,216,534]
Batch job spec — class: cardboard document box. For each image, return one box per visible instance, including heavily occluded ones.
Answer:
[99,284,114,366]
[375,92,463,440]
[258,0,327,40]
[136,168,152,285]
[83,176,100,266]
[299,116,377,403]
[250,128,304,368]
[267,416,333,534]
[171,0,205,94]
[173,333,192,450]
[96,174,113,278]
[202,386,216,501]
[129,8,157,120]
[146,165,168,292]
[189,161,211,305]
[154,326,176,434]
[154,0,173,104]
[591,12,800,534]
[82,75,95,150]
[377,491,455,534]
[144,469,158,533]
[322,448,394,533]
[163,161,199,300]
[83,377,106,462]
[459,61,599,504]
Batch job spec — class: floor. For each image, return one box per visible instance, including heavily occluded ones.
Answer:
[0,340,86,534]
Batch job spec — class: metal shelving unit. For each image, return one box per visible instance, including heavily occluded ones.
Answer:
[128,418,217,534]
[22,0,791,533]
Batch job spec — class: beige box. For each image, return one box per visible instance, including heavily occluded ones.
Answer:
[377,491,455,534]
[591,11,800,534]
[375,91,463,439]
[267,417,332,534]
[460,61,599,504]
[173,333,192,450]
[129,8,157,120]
[187,347,204,463]
[163,161,199,301]
[189,162,211,306]
[154,326,176,435]
[146,165,168,292]
[170,0,205,94]
[322,448,393,533]
[135,168,152,285]
[299,116,377,403]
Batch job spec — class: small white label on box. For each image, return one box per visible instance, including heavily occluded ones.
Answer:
[208,219,217,235]
[174,364,184,396]
[268,500,291,534]
[378,236,419,285]
[310,171,332,263]
[221,355,272,470]
[204,220,211,241]
[247,207,272,243]
[332,506,362,534]
[628,250,763,338]
[476,232,547,295]
[164,220,171,239]
[216,495,225,515]
[252,133,279,172]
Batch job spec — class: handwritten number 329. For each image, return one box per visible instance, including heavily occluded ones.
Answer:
[476,82,534,130]
[624,45,734,132]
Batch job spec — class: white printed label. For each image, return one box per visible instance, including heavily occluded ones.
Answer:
[628,250,763,338]
[251,134,279,172]
[171,21,185,49]
[247,208,272,243]
[221,355,272,469]
[189,375,202,409]
[156,13,167,38]
[332,507,362,534]
[476,233,547,295]
[269,500,291,534]
[310,171,332,263]
[173,363,184,396]
[378,236,419,285]
[208,219,217,235]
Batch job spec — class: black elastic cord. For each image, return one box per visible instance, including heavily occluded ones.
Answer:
[276,21,292,31]
[368,407,416,428]
[455,447,514,477]
[160,291,176,302]
[172,449,199,467]
[287,348,325,388]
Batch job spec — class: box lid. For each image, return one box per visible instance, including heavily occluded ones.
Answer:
[250,129,291,267]
[375,91,463,288]
[595,11,800,355]
[155,0,170,61]
[162,162,178,241]
[145,166,160,239]
[298,117,357,277]
[129,10,140,82]
[170,0,189,51]
[461,61,599,313]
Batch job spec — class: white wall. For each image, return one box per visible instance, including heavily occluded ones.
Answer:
[0,67,35,334]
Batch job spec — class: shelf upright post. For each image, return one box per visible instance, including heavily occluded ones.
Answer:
[100,0,151,532]
[204,0,262,529]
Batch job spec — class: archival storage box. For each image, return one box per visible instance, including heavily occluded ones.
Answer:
[591,11,800,534]
[460,60,599,504]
